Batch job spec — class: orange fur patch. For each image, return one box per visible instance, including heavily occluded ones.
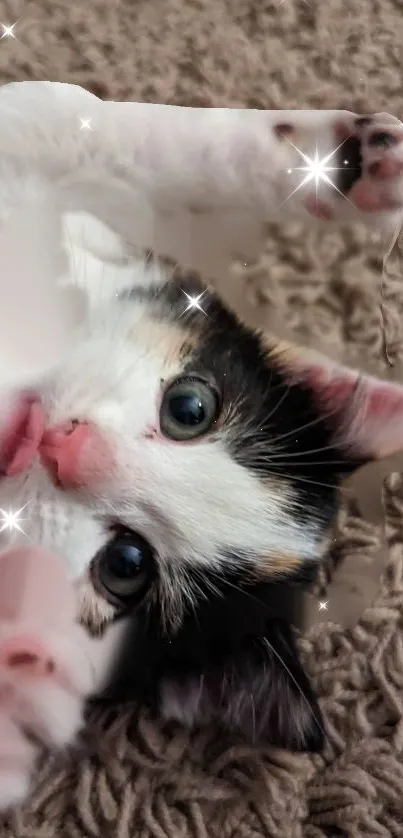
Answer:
[128,316,196,370]
[252,552,303,579]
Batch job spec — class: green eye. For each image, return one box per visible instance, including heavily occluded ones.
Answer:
[160,377,220,441]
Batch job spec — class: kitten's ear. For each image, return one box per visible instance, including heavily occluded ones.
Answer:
[160,623,325,751]
[270,339,403,462]
[61,212,166,309]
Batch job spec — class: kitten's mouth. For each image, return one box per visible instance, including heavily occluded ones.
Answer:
[0,398,107,489]
[0,396,44,477]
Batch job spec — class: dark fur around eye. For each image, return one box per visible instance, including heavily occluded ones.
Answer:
[127,269,362,519]
[106,270,368,751]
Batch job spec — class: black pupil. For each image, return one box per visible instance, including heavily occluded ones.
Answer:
[169,393,205,426]
[108,543,144,578]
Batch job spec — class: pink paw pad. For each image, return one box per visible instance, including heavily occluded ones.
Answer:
[303,196,334,221]
[273,123,295,140]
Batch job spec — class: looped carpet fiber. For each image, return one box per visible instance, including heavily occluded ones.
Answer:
[1,0,403,835]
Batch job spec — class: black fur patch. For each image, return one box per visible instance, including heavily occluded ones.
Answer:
[97,567,325,751]
[126,269,363,529]
[106,268,367,750]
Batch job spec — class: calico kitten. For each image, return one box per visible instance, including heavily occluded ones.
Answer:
[1,215,403,808]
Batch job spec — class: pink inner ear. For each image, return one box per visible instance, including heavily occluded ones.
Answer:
[353,375,403,459]
[303,357,403,460]
[0,548,76,627]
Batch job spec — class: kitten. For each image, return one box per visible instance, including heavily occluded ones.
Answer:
[1,212,403,815]
[0,82,403,809]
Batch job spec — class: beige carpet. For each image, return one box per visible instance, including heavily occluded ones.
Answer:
[1,0,403,835]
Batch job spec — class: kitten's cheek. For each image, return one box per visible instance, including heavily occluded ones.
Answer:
[40,424,116,490]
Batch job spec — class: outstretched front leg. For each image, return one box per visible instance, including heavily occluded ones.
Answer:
[274,111,403,228]
[0,82,401,235]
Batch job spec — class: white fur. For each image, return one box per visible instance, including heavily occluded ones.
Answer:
[0,213,329,811]
[0,82,403,809]
[0,82,401,280]
[0,234,321,588]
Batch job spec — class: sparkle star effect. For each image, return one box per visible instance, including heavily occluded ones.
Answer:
[0,503,31,541]
[318,600,328,612]
[280,133,356,210]
[79,118,93,131]
[0,22,18,40]
[180,289,209,317]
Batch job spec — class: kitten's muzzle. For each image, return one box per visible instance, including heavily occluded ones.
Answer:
[0,396,113,489]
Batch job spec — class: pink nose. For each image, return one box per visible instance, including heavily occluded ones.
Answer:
[0,397,112,488]
[40,422,96,488]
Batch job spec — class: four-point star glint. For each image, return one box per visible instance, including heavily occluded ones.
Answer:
[0,22,18,40]
[180,288,209,317]
[0,502,32,541]
[280,132,357,210]
[79,118,93,131]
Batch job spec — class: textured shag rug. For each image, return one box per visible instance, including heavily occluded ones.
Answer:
[1,0,403,836]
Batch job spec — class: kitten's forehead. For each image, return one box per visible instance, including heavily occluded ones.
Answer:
[126,316,196,366]
[117,271,205,362]
[119,268,309,383]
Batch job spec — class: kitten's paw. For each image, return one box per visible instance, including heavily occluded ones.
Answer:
[274,112,403,224]
[0,628,92,812]
[338,114,403,214]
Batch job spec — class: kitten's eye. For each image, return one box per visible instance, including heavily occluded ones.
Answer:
[95,529,154,601]
[160,377,220,441]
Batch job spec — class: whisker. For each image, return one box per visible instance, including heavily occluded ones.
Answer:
[261,636,327,743]
[268,444,343,461]
[264,459,354,468]
[271,401,345,446]
[191,567,226,602]
[264,381,293,424]
[217,574,287,611]
[242,450,352,490]
[265,469,350,494]
[200,573,327,745]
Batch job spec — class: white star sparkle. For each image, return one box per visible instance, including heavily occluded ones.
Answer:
[0,503,31,539]
[0,22,18,40]
[79,118,93,131]
[180,289,209,317]
[293,148,338,189]
[318,600,328,612]
[281,133,356,209]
